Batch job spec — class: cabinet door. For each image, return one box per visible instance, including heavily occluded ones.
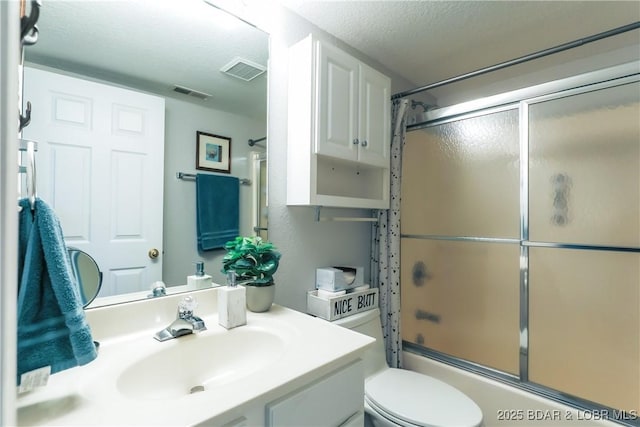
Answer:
[358,63,390,168]
[266,360,364,426]
[316,40,359,162]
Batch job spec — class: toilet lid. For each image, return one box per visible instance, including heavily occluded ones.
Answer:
[365,369,483,427]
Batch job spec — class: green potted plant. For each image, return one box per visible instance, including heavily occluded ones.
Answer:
[221,236,281,312]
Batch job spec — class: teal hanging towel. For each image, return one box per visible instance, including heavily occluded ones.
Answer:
[17,198,98,383]
[196,174,240,251]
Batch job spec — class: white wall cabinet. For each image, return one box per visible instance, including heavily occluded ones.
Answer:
[315,40,390,168]
[288,34,391,209]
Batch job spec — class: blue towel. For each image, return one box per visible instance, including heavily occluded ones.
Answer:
[17,198,97,383]
[196,174,240,251]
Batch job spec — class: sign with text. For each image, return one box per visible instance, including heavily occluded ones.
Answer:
[307,287,378,321]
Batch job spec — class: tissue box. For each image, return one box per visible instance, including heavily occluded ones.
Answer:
[316,266,364,292]
[307,286,378,321]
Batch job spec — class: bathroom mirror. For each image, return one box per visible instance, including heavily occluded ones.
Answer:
[68,248,103,308]
[22,0,269,306]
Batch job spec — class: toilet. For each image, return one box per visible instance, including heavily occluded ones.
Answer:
[332,308,483,427]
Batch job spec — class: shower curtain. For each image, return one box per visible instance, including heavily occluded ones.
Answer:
[371,98,408,368]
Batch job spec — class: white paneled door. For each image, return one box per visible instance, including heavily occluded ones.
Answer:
[23,67,165,297]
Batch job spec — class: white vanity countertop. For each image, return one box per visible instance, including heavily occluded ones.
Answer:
[16,288,374,426]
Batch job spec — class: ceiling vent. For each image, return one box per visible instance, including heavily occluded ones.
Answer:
[220,57,266,81]
[172,85,211,100]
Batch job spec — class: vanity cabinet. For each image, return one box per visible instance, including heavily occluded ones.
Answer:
[287,34,391,209]
[204,360,365,427]
[266,360,364,426]
[17,291,373,427]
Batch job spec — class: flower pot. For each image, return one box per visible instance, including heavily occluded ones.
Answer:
[245,283,275,312]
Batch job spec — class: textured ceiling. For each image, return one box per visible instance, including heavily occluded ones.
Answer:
[279,0,640,104]
[25,0,269,119]
[25,1,640,115]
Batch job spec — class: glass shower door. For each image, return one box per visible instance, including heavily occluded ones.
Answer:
[401,75,640,416]
[527,81,640,413]
[401,108,521,375]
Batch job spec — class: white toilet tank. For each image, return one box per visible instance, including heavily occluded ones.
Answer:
[332,308,388,377]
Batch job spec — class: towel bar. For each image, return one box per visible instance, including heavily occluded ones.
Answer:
[248,136,266,147]
[314,206,378,223]
[176,172,250,185]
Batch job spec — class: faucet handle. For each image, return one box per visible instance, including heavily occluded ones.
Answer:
[148,281,167,298]
[178,295,197,319]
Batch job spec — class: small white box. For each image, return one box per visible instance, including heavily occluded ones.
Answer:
[307,286,378,321]
[316,266,364,292]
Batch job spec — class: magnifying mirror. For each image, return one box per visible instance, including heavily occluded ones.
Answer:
[68,247,103,307]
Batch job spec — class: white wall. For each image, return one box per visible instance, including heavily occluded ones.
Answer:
[162,97,266,286]
[253,5,416,312]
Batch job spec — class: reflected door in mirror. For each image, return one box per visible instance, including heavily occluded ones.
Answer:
[23,67,165,297]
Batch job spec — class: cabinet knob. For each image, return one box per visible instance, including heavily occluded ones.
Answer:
[361,140,368,147]
[352,138,359,145]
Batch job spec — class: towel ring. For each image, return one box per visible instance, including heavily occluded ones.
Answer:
[26,140,37,210]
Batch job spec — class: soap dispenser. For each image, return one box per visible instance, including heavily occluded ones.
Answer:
[187,261,212,289]
[218,270,246,329]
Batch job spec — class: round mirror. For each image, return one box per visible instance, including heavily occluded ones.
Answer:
[68,247,103,307]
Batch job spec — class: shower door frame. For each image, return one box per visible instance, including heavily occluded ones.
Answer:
[402,61,640,426]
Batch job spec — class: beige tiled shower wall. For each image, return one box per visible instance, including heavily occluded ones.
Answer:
[400,81,640,413]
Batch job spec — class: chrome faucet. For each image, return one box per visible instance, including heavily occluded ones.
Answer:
[148,281,167,298]
[154,295,207,341]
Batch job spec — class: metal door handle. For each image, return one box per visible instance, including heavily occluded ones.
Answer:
[148,248,160,259]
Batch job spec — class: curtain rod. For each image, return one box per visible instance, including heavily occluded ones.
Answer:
[392,21,640,100]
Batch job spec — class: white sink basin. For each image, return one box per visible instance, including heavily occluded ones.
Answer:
[17,291,374,426]
[116,327,286,400]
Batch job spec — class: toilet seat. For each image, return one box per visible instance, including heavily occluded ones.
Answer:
[365,369,483,427]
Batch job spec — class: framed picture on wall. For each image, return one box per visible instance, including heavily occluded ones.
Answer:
[196,131,232,173]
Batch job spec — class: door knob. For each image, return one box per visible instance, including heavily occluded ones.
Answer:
[148,248,160,259]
